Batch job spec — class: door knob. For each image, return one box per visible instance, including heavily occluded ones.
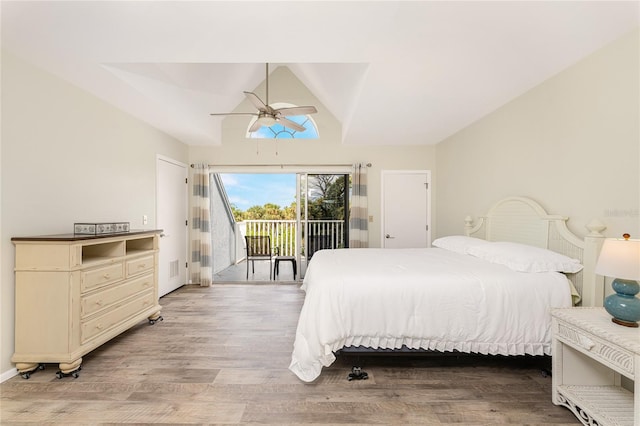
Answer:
[385,234,395,239]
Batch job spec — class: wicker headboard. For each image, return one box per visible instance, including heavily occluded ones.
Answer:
[463,196,606,306]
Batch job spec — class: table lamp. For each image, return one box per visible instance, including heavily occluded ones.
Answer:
[594,233,640,327]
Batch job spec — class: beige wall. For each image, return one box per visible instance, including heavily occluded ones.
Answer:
[0,51,188,378]
[189,66,437,249]
[435,29,640,241]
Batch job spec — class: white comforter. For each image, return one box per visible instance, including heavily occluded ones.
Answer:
[289,248,573,382]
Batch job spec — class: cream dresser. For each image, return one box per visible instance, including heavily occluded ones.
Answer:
[11,230,163,379]
[552,307,639,426]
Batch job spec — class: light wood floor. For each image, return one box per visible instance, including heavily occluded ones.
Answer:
[1,284,580,425]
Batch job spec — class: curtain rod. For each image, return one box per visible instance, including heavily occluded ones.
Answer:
[190,163,371,168]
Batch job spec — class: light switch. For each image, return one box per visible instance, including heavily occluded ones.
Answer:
[369,215,374,222]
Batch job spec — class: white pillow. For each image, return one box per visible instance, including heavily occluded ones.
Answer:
[432,235,491,255]
[467,242,583,273]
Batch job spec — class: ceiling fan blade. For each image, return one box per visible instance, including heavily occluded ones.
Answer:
[244,91,268,112]
[248,119,263,133]
[209,112,258,116]
[275,105,318,117]
[278,117,306,132]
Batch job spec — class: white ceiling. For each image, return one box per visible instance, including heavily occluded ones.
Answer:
[2,1,638,146]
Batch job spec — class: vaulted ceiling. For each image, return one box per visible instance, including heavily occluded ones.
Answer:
[2,1,638,146]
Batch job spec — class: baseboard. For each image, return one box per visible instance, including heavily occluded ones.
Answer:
[1,367,18,383]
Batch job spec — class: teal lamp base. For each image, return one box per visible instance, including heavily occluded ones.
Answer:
[604,279,640,328]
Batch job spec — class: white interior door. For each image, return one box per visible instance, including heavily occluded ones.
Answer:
[382,170,431,248]
[157,156,188,296]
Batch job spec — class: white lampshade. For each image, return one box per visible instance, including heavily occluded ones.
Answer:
[595,237,640,281]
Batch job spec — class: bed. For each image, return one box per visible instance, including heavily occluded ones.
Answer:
[289,197,606,382]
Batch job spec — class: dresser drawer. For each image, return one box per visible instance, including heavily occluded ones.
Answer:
[81,290,155,344]
[126,255,154,277]
[555,320,635,378]
[81,273,155,318]
[81,263,124,292]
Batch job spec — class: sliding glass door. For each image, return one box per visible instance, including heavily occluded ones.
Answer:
[214,170,350,281]
[296,173,349,278]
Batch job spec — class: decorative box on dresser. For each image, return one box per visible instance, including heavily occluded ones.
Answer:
[11,230,163,378]
[552,307,639,426]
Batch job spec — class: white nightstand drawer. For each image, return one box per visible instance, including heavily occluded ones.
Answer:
[556,321,635,378]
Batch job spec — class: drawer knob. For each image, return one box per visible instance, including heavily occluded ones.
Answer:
[95,300,103,306]
[103,273,110,279]
[138,264,146,268]
[96,324,103,330]
[577,335,595,351]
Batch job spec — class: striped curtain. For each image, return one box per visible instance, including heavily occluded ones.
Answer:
[349,163,369,248]
[190,164,212,287]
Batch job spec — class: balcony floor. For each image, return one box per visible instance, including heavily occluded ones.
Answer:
[214,258,303,283]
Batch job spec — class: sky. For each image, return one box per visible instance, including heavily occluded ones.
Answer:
[220,174,297,211]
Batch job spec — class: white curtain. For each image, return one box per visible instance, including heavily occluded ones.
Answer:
[190,164,212,287]
[349,163,369,248]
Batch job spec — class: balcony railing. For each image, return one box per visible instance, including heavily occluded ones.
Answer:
[238,219,346,258]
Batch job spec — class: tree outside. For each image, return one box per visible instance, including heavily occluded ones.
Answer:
[228,174,349,256]
[230,174,347,222]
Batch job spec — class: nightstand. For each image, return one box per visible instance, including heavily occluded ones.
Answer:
[552,307,639,426]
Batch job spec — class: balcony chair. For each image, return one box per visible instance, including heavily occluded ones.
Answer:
[245,235,274,280]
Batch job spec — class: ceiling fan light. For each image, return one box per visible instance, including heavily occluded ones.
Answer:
[258,115,277,126]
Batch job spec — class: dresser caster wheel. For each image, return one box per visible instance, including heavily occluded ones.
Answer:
[19,363,44,379]
[149,315,163,325]
[56,368,80,379]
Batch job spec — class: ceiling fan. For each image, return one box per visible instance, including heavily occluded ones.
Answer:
[210,63,318,133]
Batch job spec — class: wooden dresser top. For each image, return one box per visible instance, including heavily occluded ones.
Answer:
[12,229,162,242]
